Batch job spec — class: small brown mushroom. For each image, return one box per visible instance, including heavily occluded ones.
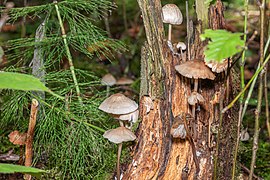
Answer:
[176,42,186,60]
[101,73,116,97]
[116,77,134,85]
[162,4,183,41]
[240,128,250,141]
[175,60,215,117]
[103,127,136,180]
[205,59,229,73]
[188,92,205,106]
[99,93,138,115]
[170,117,186,139]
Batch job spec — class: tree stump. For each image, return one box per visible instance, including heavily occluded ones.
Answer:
[123,0,238,179]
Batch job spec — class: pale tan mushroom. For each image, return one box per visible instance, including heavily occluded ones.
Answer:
[103,127,136,180]
[116,77,134,85]
[175,60,215,118]
[205,59,229,73]
[99,93,138,115]
[240,128,250,141]
[162,4,183,41]
[101,73,116,97]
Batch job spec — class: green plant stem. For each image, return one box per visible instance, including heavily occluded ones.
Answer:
[241,34,270,120]
[222,53,270,113]
[232,0,249,178]
[54,1,83,104]
[264,67,270,138]
[35,95,105,133]
[249,1,265,179]
[240,0,249,101]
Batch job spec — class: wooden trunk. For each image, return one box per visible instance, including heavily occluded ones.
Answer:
[123,0,238,179]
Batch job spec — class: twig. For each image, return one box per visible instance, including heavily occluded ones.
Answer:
[265,21,270,138]
[241,31,270,120]
[123,0,128,32]
[264,65,270,138]
[104,11,112,38]
[24,99,39,180]
[232,0,249,178]
[222,53,270,113]
[53,1,83,104]
[186,0,190,61]
[249,1,265,179]
[240,163,263,180]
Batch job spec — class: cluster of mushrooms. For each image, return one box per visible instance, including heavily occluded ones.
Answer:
[99,92,138,180]
[161,4,230,138]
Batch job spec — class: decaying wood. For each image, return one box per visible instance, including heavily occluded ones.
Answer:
[123,0,238,179]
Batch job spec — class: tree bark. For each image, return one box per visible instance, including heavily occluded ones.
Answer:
[123,0,238,179]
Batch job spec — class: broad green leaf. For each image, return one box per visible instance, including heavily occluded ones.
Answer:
[0,163,46,178]
[200,29,245,62]
[0,72,49,92]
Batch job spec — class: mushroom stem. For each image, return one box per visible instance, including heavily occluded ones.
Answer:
[192,79,199,117]
[180,48,184,62]
[106,85,110,97]
[117,143,123,180]
[119,120,124,127]
[192,79,199,140]
[168,24,172,41]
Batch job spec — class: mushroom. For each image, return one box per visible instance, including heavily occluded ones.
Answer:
[162,4,183,41]
[188,92,205,106]
[176,42,187,60]
[101,73,116,97]
[103,127,136,180]
[118,109,139,128]
[175,60,215,118]
[170,117,186,139]
[205,59,229,73]
[116,77,134,85]
[240,128,250,141]
[99,93,138,126]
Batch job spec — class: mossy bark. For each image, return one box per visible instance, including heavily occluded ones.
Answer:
[123,0,238,179]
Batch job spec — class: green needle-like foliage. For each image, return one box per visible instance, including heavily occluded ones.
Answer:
[1,0,125,178]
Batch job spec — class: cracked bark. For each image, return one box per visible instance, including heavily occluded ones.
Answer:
[123,0,238,179]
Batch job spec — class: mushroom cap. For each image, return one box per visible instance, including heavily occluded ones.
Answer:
[240,128,250,141]
[170,115,187,139]
[205,59,229,73]
[162,4,183,25]
[101,73,116,86]
[99,93,138,115]
[175,60,216,80]
[103,127,136,144]
[116,77,134,85]
[176,42,186,50]
[119,109,139,123]
[188,92,205,106]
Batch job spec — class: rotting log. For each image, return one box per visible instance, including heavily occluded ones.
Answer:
[123,0,238,179]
